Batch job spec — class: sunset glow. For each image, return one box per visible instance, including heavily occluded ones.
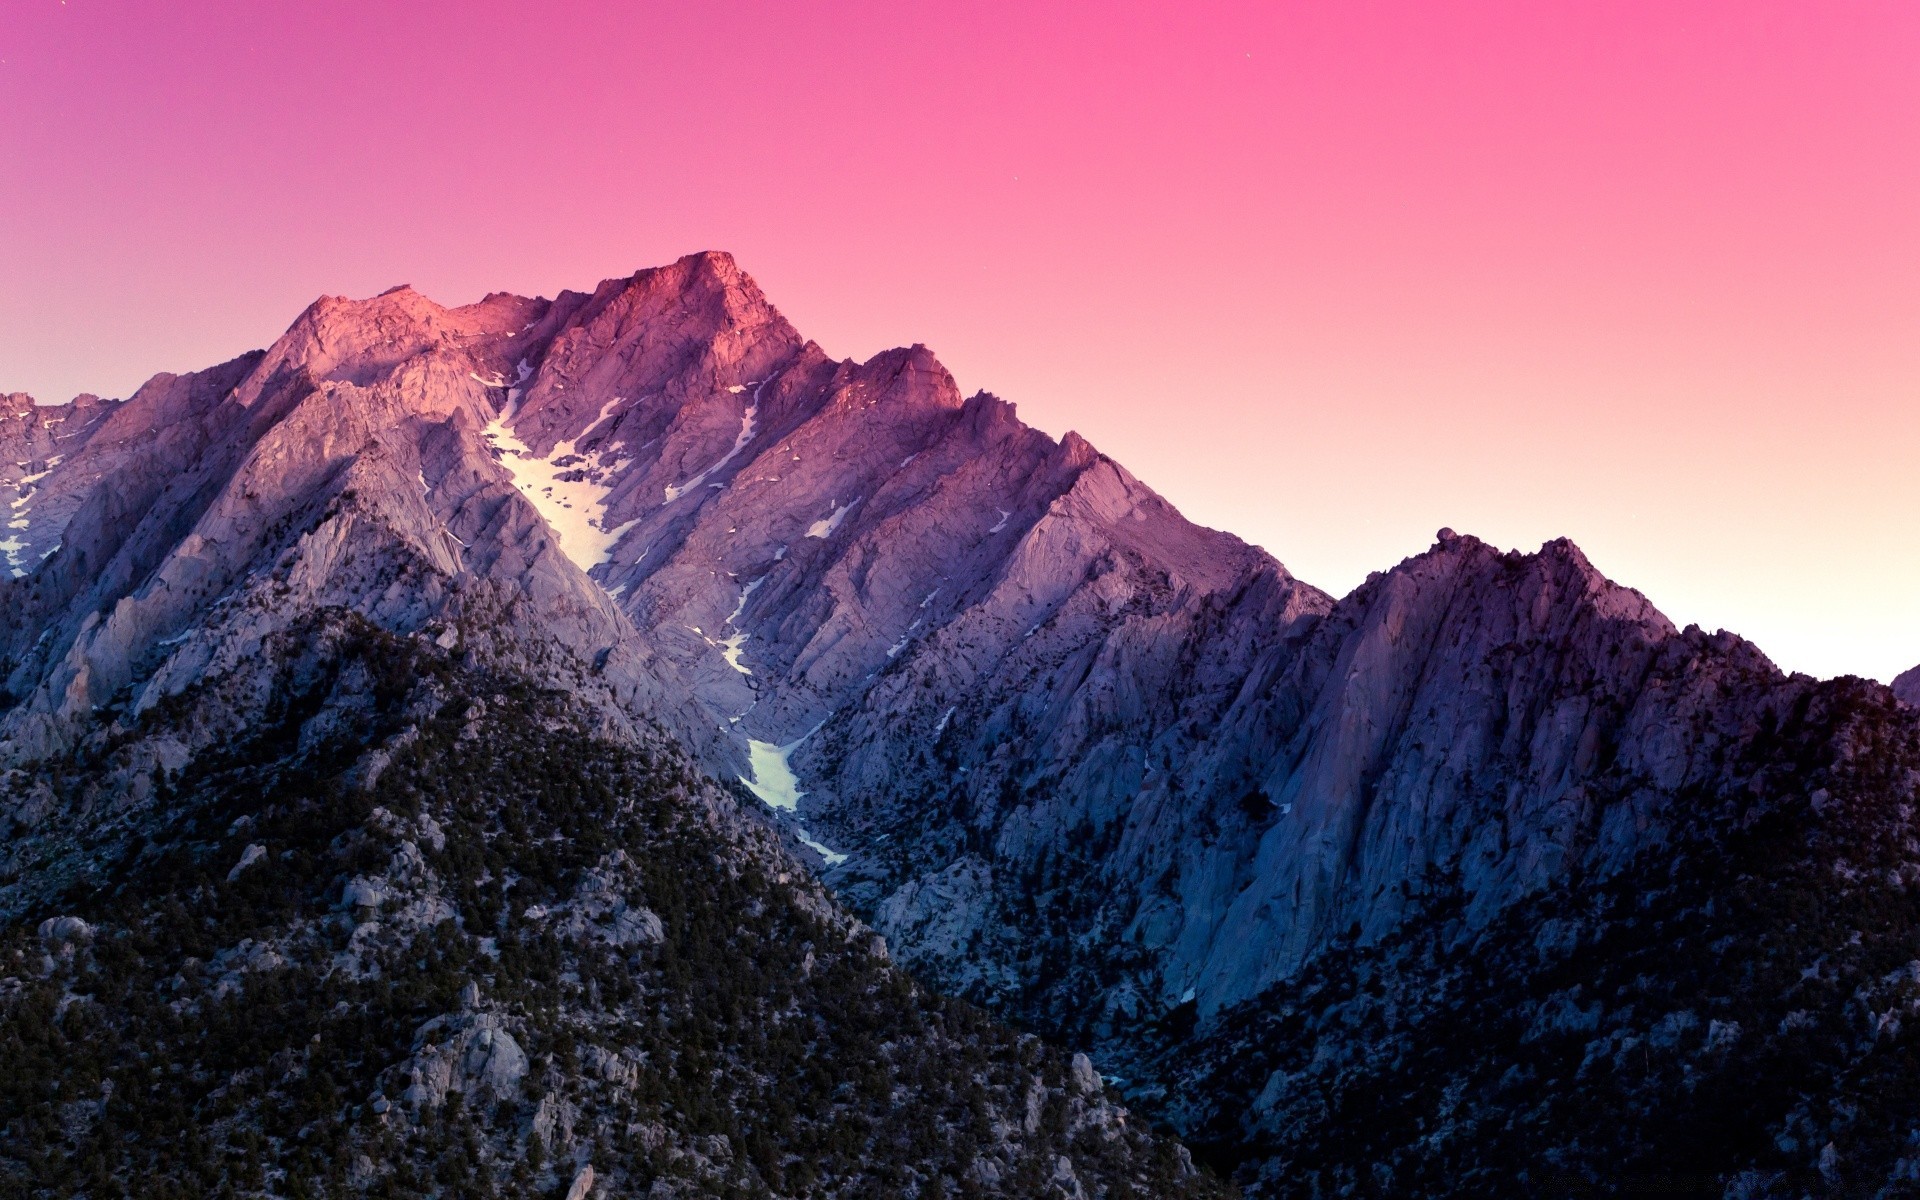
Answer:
[2,0,1914,679]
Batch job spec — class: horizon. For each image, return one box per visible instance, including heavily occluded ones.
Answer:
[3,1,1915,683]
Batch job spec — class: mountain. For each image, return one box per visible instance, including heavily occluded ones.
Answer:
[6,251,1919,1196]
[0,264,1225,1198]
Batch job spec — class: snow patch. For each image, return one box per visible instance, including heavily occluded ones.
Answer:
[886,617,923,660]
[580,394,626,441]
[806,499,857,539]
[664,382,763,503]
[717,578,763,676]
[741,738,806,812]
[3,455,61,576]
[739,725,847,866]
[796,832,848,867]
[0,532,25,578]
[989,508,1012,534]
[483,396,636,572]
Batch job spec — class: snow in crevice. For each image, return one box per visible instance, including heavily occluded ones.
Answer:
[886,617,923,660]
[15,457,60,490]
[3,455,61,577]
[578,394,628,444]
[989,508,1012,534]
[934,706,956,736]
[741,733,807,810]
[717,578,764,676]
[483,393,637,572]
[806,499,857,539]
[739,725,846,866]
[795,831,847,867]
[664,381,764,504]
[0,533,26,577]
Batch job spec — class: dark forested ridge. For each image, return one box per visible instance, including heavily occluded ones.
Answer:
[0,615,1223,1199]
[1144,679,1920,1197]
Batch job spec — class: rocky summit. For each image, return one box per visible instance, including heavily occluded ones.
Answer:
[4,251,1919,1198]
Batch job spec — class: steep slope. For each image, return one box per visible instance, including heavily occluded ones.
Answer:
[1159,678,1920,1196]
[0,281,727,779]
[829,532,1801,1032]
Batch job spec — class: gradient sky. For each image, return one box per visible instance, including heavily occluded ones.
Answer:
[3,0,1916,682]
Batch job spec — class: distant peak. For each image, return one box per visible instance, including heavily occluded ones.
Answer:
[1895,665,1920,707]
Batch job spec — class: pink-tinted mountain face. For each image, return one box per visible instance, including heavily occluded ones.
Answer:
[6,253,1918,1195]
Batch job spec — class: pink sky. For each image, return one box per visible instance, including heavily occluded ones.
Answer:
[3,0,1916,681]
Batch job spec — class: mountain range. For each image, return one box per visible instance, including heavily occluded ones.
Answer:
[4,252,1919,1198]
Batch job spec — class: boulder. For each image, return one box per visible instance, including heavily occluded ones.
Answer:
[226,843,267,881]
